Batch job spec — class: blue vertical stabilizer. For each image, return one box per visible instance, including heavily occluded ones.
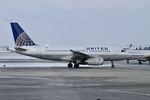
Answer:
[10,22,36,46]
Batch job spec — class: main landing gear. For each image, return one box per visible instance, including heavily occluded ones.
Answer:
[68,62,79,68]
[68,62,73,68]
[111,61,115,68]
[138,60,142,64]
[68,61,116,68]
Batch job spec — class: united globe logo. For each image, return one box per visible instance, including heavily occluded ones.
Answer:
[16,32,35,46]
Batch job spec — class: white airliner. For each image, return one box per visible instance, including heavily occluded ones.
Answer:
[9,22,141,68]
[123,44,150,64]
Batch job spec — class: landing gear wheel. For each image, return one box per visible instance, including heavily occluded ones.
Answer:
[138,60,142,64]
[74,63,79,68]
[68,63,73,68]
[111,64,115,68]
[111,61,115,68]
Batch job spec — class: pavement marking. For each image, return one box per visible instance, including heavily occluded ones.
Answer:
[107,89,150,97]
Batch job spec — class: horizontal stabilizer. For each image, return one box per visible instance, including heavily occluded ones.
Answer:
[14,47,27,51]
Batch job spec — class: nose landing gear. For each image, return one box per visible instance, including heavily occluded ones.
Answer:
[111,61,115,68]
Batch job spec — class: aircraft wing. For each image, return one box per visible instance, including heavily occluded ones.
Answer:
[70,49,91,62]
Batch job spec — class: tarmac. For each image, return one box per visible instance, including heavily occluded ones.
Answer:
[0,62,150,100]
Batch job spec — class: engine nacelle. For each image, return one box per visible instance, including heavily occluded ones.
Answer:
[85,57,104,65]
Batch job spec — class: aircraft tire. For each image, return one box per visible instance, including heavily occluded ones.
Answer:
[111,65,115,68]
[74,63,79,68]
[111,61,115,68]
[138,60,142,64]
[68,63,73,68]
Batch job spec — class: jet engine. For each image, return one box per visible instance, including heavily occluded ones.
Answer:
[85,57,104,65]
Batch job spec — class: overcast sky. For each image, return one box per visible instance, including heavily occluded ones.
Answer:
[0,0,150,47]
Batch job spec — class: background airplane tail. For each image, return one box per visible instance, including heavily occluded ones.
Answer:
[10,22,36,46]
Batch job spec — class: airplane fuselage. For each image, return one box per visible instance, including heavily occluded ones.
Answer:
[12,47,143,62]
